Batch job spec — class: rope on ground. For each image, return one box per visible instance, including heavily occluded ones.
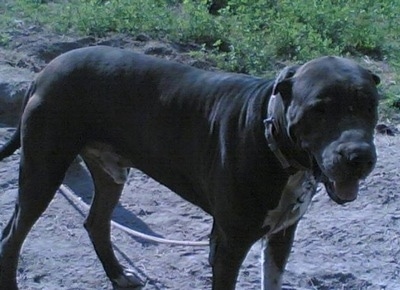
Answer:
[59,184,209,247]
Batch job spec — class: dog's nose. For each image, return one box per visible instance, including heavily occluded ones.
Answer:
[347,151,374,166]
[338,142,376,176]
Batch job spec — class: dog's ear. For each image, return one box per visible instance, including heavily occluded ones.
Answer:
[272,65,300,105]
[369,71,380,85]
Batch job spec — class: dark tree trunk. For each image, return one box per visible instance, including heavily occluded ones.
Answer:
[208,0,228,15]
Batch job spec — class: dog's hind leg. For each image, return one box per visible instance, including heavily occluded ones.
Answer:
[80,153,143,289]
[0,111,81,289]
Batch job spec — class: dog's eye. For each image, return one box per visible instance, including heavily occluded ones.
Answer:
[312,104,326,115]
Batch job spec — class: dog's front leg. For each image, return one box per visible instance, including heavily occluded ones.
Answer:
[261,222,298,290]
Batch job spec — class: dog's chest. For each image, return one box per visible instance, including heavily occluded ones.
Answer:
[263,171,316,235]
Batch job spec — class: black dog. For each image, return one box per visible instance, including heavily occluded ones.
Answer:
[0,46,380,289]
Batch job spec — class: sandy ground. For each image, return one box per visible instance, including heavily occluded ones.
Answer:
[1,124,400,290]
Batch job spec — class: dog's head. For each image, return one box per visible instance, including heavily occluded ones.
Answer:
[272,56,380,204]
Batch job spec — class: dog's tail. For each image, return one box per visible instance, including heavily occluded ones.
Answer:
[0,82,35,161]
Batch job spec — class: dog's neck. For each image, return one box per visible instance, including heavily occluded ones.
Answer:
[263,94,311,174]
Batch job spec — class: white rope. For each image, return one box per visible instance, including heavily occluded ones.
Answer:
[59,184,209,247]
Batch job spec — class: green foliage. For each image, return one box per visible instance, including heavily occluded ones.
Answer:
[3,0,400,79]
[172,0,225,47]
[55,0,176,36]
[218,0,400,71]
[379,71,400,116]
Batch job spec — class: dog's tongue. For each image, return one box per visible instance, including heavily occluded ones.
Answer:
[334,179,359,202]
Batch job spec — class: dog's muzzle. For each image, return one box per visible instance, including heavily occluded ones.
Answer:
[321,140,376,204]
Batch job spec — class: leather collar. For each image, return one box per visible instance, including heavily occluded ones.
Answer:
[264,94,310,174]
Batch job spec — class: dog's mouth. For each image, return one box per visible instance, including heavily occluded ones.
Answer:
[323,178,359,205]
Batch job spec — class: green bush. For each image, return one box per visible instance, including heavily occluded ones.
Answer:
[3,0,400,75]
[57,0,176,36]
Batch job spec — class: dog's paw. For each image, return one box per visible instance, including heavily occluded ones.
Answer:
[112,269,144,289]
